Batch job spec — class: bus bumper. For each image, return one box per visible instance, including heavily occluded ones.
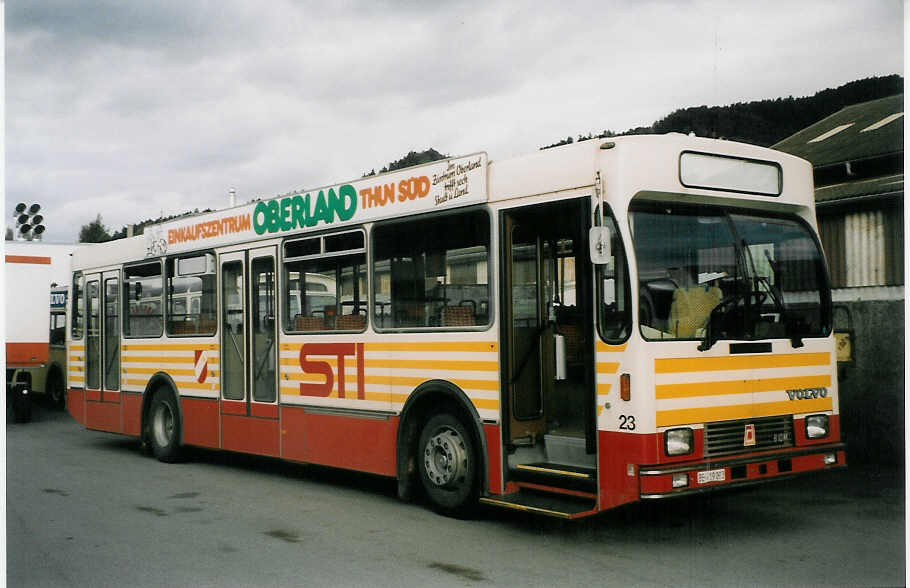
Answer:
[638,443,847,499]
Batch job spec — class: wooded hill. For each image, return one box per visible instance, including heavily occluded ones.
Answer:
[541,74,903,149]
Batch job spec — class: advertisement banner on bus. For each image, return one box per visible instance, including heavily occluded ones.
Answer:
[145,153,487,256]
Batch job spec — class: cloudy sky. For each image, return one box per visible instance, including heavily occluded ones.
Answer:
[5,1,904,242]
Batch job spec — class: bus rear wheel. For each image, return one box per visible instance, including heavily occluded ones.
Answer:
[149,390,182,463]
[418,413,478,516]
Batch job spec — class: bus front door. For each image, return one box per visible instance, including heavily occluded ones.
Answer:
[501,198,595,452]
[219,247,279,456]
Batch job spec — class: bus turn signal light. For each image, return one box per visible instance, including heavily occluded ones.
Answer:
[620,373,630,401]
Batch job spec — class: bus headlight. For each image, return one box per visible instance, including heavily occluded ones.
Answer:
[665,428,693,456]
[805,414,829,439]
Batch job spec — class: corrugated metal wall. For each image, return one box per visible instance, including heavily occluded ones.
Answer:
[845,209,886,286]
[818,201,903,288]
[819,215,845,287]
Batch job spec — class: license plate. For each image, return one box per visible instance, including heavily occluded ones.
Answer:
[697,468,726,484]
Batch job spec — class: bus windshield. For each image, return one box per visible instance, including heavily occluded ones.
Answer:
[632,204,830,347]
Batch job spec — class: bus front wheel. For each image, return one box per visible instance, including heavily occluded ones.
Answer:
[418,413,478,516]
[149,390,182,463]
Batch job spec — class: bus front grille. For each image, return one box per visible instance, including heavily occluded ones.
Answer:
[704,415,794,456]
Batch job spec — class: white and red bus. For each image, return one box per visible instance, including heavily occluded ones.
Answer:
[66,134,844,518]
[5,242,78,421]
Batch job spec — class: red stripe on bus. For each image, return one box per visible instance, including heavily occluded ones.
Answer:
[5,255,51,265]
[86,400,121,433]
[281,406,398,477]
[67,388,85,425]
[251,403,278,419]
[220,414,280,457]
[123,392,142,437]
[6,342,49,365]
[220,400,246,415]
[180,396,219,448]
[484,424,502,495]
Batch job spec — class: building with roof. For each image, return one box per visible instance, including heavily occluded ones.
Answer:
[774,93,904,464]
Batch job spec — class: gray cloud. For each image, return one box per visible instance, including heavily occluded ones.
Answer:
[6,0,903,242]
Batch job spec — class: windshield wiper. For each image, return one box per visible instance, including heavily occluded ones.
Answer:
[763,251,803,348]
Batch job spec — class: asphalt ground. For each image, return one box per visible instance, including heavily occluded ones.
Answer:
[6,403,906,587]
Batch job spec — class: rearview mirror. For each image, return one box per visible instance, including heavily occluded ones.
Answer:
[589,226,612,265]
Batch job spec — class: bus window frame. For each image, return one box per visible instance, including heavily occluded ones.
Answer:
[594,202,633,345]
[71,271,84,340]
[629,198,833,342]
[122,259,165,340]
[164,251,218,338]
[103,274,121,391]
[678,150,783,197]
[281,228,368,335]
[370,205,493,334]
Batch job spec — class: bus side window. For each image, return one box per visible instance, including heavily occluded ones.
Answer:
[283,231,367,333]
[123,261,164,338]
[596,206,631,342]
[372,208,491,331]
[71,272,84,340]
[165,255,217,336]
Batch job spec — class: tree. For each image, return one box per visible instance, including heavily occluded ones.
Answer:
[79,214,112,243]
[363,148,448,176]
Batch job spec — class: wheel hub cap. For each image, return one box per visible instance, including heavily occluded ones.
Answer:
[153,404,174,447]
[424,427,467,488]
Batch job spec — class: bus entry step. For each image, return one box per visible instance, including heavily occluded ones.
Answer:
[480,491,597,519]
[511,462,597,492]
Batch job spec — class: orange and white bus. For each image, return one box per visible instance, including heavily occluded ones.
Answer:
[66,134,845,518]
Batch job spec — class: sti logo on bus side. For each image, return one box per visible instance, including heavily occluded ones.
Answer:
[298,343,366,399]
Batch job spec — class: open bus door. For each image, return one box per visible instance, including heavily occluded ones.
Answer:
[219,247,280,456]
[491,197,599,517]
[501,198,596,453]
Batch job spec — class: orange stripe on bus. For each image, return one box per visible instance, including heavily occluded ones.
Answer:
[368,341,498,353]
[656,374,833,399]
[595,341,628,352]
[278,357,498,372]
[656,397,834,427]
[284,372,498,391]
[596,362,619,374]
[655,352,830,374]
[5,255,51,265]
[122,355,194,364]
[363,359,498,371]
[123,343,218,351]
[6,342,49,365]
[279,341,498,353]
[126,367,196,377]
